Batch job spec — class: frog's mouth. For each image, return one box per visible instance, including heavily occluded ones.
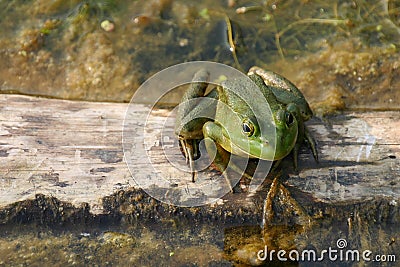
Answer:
[226,138,277,161]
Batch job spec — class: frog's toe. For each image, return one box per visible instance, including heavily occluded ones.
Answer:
[189,156,195,182]
[304,127,318,163]
[178,139,200,182]
[292,144,300,172]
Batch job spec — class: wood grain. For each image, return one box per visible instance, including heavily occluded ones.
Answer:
[0,94,399,215]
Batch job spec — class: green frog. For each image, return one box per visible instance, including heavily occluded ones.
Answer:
[174,67,317,261]
[175,67,314,186]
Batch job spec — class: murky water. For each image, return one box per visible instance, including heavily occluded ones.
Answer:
[1,0,400,266]
[0,222,231,266]
[1,195,399,266]
[1,0,399,111]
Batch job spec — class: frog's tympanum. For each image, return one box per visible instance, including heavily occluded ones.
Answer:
[174,66,318,189]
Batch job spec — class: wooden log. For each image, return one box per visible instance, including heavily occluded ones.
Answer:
[0,94,399,222]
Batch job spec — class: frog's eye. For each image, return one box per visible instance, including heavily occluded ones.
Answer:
[242,120,255,136]
[285,112,295,127]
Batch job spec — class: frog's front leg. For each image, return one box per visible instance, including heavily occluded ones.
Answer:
[286,103,318,170]
[290,123,319,171]
[203,121,253,192]
[292,120,305,171]
[305,126,318,163]
[292,123,319,171]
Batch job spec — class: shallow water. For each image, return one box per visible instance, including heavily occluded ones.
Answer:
[1,207,398,266]
[1,0,400,266]
[0,222,231,266]
[1,0,399,111]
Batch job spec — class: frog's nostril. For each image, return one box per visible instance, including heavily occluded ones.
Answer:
[260,137,269,146]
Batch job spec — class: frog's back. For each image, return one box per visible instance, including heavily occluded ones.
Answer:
[219,75,281,118]
[248,66,313,120]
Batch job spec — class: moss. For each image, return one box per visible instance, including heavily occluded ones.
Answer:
[1,0,399,109]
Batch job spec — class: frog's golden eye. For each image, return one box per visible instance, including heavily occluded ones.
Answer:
[242,120,255,136]
[285,112,295,127]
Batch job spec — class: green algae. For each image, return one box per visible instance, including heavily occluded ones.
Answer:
[0,0,398,112]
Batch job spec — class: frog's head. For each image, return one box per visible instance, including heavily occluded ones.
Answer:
[219,102,298,161]
[216,75,299,161]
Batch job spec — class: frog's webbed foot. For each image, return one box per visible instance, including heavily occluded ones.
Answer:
[304,126,318,163]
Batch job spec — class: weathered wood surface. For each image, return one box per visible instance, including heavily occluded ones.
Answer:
[0,94,399,215]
